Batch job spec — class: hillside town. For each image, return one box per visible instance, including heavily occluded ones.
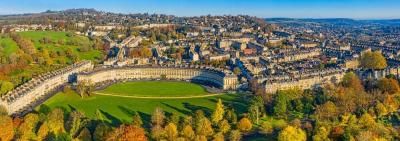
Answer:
[1,8,400,141]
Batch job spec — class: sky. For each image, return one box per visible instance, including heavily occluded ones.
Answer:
[0,0,399,19]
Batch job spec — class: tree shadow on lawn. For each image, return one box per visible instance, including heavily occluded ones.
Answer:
[117,106,152,128]
[207,96,249,114]
[117,106,136,124]
[161,102,192,115]
[138,111,152,129]
[183,102,212,116]
[99,109,122,126]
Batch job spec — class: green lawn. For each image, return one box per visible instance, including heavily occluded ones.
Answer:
[0,35,18,56]
[18,31,102,62]
[40,81,249,126]
[97,81,209,97]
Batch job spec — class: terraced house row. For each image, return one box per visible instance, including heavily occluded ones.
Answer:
[77,65,238,90]
[0,61,94,115]
[262,68,345,93]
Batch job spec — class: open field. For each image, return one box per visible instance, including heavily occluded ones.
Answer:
[0,35,18,56]
[18,31,102,61]
[40,81,249,125]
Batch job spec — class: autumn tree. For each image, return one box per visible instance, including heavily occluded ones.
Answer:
[196,116,214,137]
[278,126,307,141]
[314,101,338,121]
[107,124,147,141]
[225,108,238,124]
[211,99,225,124]
[229,130,242,141]
[312,127,330,141]
[76,128,92,141]
[132,111,143,127]
[360,51,387,70]
[377,78,400,94]
[47,108,66,134]
[0,115,14,141]
[93,123,112,141]
[66,111,89,138]
[213,132,225,141]
[165,122,178,141]
[181,125,195,140]
[341,72,364,92]
[18,113,40,140]
[151,107,165,126]
[218,119,231,134]
[237,117,252,132]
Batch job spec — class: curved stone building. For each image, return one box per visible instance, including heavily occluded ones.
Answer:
[0,61,94,115]
[78,65,238,90]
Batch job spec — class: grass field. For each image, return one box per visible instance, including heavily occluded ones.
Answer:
[0,35,19,56]
[97,81,209,97]
[18,31,102,61]
[41,82,249,126]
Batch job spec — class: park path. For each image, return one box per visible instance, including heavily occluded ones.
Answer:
[92,92,224,99]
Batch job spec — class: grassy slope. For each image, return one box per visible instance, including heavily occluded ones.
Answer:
[18,31,102,61]
[97,81,209,97]
[42,90,248,125]
[0,36,18,56]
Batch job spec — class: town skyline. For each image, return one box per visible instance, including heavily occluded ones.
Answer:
[0,0,400,19]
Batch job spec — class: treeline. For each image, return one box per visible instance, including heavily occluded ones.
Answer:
[0,98,251,141]
[251,72,400,140]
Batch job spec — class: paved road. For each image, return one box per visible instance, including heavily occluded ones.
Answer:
[92,92,224,99]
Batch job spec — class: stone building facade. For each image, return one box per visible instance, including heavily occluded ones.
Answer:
[78,65,238,90]
[263,69,345,93]
[0,61,94,115]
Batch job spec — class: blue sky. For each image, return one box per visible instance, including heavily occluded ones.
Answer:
[0,0,399,19]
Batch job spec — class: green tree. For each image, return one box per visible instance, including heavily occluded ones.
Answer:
[274,91,288,118]
[248,96,265,124]
[0,81,13,96]
[225,108,238,124]
[211,99,225,124]
[278,126,307,141]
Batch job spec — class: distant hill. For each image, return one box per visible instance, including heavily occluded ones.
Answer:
[265,18,400,25]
